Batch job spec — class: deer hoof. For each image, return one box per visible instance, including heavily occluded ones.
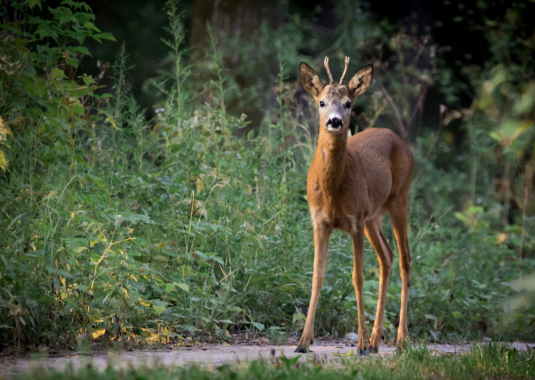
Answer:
[295,346,308,353]
[358,349,367,356]
[369,347,379,354]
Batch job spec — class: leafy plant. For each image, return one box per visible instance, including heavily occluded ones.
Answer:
[0,0,534,352]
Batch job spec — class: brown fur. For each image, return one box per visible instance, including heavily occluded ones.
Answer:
[296,59,414,353]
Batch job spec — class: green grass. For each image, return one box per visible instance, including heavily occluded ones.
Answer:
[10,343,535,380]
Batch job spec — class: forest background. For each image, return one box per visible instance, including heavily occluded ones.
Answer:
[0,0,534,351]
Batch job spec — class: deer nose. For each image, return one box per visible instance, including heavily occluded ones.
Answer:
[327,117,343,129]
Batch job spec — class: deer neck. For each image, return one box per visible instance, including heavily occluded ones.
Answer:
[314,130,349,207]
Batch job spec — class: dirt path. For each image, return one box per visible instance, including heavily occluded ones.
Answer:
[1,341,532,379]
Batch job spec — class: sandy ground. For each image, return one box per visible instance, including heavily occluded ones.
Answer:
[0,341,533,379]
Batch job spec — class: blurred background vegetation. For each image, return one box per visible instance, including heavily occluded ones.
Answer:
[0,0,534,351]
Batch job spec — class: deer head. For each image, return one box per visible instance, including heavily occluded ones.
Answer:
[299,57,373,135]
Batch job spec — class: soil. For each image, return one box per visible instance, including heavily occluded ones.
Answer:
[0,340,533,379]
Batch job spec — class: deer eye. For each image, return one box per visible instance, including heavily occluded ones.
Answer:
[345,101,352,109]
[320,101,325,107]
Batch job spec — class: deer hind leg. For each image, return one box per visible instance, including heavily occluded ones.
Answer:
[364,216,394,354]
[390,199,411,351]
[351,222,369,355]
[295,224,332,353]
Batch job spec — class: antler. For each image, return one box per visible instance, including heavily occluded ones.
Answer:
[324,56,334,85]
[339,56,350,84]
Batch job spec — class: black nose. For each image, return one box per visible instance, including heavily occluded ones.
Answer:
[327,117,342,128]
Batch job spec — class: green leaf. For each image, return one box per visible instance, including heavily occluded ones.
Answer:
[153,305,166,315]
[0,24,22,36]
[24,253,41,258]
[454,212,470,226]
[72,104,85,115]
[174,283,190,292]
[73,46,91,56]
[12,100,25,110]
[452,311,464,319]
[491,119,531,144]
[23,0,42,9]
[39,294,55,305]
[66,57,79,68]
[7,213,25,231]
[196,251,224,266]
[211,256,224,266]
[279,355,301,367]
[64,84,91,97]
[425,314,438,322]
[58,8,73,25]
[247,130,254,139]
[151,300,169,307]
[51,68,67,80]
[165,283,175,293]
[57,269,73,278]
[44,266,73,278]
[252,322,264,331]
[83,21,100,32]
[82,75,95,86]
[94,32,116,42]
[151,300,169,315]
[513,84,535,115]
[162,249,180,257]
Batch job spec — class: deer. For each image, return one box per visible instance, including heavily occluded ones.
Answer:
[295,56,414,355]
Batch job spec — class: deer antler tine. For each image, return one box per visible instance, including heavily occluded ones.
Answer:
[339,56,350,84]
[324,56,334,85]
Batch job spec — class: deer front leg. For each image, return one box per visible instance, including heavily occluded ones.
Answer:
[295,224,331,353]
[351,223,369,355]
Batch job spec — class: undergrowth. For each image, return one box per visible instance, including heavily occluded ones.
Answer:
[0,0,534,352]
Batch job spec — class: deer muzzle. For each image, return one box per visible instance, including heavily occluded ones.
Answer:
[326,116,343,131]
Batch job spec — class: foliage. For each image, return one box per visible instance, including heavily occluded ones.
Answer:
[0,0,114,173]
[333,4,441,141]
[0,0,534,351]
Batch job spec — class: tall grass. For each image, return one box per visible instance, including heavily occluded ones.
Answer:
[0,1,533,351]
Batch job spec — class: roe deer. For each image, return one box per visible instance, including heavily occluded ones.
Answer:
[295,57,414,355]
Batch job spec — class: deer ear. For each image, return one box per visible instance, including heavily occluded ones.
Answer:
[299,62,324,97]
[348,64,373,98]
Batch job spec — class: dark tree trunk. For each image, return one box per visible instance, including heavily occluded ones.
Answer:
[190,0,285,135]
[191,0,283,54]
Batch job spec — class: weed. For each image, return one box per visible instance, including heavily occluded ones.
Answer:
[0,0,534,352]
